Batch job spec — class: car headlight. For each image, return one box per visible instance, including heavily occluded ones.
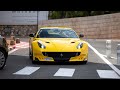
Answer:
[37,41,46,49]
[77,42,83,49]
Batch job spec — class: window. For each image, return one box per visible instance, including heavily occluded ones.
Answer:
[37,29,78,38]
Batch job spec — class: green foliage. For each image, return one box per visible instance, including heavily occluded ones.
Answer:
[90,11,105,16]
[48,11,120,19]
[49,11,61,19]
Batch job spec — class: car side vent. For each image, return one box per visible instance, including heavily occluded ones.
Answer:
[45,42,50,43]
[71,42,75,43]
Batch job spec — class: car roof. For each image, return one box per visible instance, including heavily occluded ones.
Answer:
[40,27,72,30]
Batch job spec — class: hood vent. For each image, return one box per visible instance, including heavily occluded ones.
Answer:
[71,42,75,43]
[45,42,50,43]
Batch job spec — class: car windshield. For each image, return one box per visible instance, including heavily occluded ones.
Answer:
[37,29,79,38]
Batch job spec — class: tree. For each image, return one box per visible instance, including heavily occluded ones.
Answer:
[49,11,61,19]
[48,11,120,19]
[90,11,105,16]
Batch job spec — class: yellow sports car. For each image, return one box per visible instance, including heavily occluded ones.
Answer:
[29,27,88,64]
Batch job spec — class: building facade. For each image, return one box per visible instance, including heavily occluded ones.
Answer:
[0,11,49,37]
[0,11,49,25]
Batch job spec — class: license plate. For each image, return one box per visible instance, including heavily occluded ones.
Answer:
[45,58,51,60]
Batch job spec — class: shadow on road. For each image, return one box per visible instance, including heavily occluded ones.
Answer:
[7,54,120,67]
[32,61,87,65]
[8,55,87,65]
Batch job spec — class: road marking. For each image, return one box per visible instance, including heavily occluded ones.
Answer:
[21,46,29,48]
[88,43,120,75]
[23,55,29,56]
[8,48,19,55]
[54,68,75,77]
[101,54,107,58]
[16,43,28,47]
[8,42,29,54]
[15,43,29,49]
[110,57,117,59]
[97,70,120,79]
[13,42,29,49]
[13,66,40,75]
[101,54,117,59]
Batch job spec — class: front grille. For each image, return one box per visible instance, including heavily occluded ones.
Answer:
[42,52,80,61]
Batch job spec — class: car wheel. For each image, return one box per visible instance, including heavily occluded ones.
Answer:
[29,48,36,64]
[82,61,87,64]
[0,49,6,70]
[32,60,37,64]
[32,56,37,64]
[82,55,88,64]
[29,48,33,60]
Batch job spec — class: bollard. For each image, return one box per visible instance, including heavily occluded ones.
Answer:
[16,38,20,43]
[10,40,15,45]
[117,44,120,64]
[106,40,111,58]
[11,36,15,41]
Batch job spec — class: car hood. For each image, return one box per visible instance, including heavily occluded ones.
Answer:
[35,38,85,51]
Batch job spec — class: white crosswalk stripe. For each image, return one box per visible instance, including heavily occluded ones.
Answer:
[97,70,120,79]
[12,66,120,79]
[13,66,40,75]
[54,68,75,77]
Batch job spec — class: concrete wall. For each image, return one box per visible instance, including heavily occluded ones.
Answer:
[0,11,48,25]
[38,13,120,39]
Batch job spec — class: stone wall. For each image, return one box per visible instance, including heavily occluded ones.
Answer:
[38,13,120,39]
[0,25,37,37]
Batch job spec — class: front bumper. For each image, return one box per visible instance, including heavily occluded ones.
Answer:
[33,51,88,62]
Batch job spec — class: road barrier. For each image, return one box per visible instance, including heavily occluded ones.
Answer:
[117,44,120,64]
[106,40,111,58]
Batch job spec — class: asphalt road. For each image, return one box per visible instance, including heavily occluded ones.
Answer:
[1,38,120,79]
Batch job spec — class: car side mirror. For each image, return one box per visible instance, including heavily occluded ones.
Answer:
[29,34,34,37]
[79,34,84,38]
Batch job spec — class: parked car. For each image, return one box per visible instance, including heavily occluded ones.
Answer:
[0,35,8,69]
[29,27,88,64]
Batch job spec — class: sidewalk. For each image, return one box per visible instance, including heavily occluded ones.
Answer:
[6,37,29,52]
[7,39,16,51]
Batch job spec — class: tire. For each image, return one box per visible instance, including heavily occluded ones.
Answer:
[29,47,33,60]
[32,60,37,64]
[0,49,7,70]
[29,48,37,64]
[82,61,87,64]
[82,55,88,64]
